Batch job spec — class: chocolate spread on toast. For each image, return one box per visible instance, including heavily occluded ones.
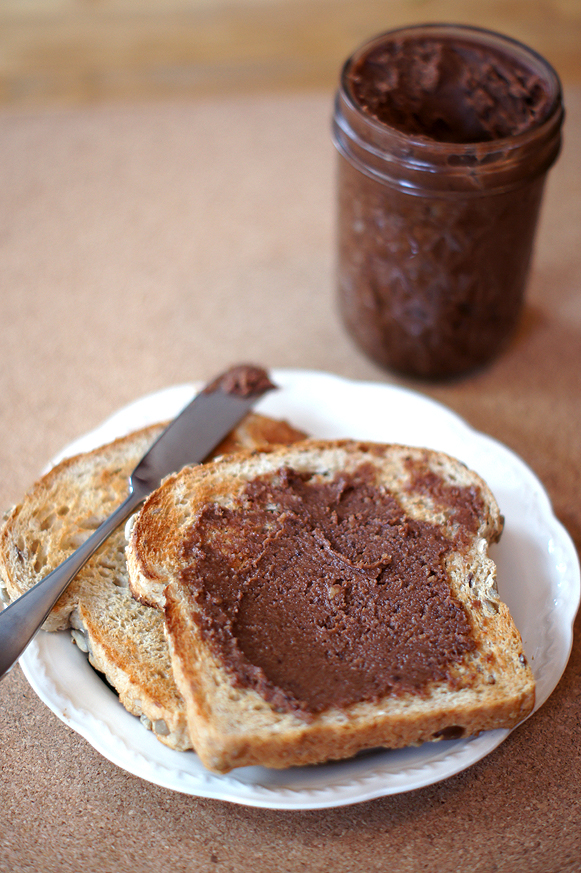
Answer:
[180,461,484,716]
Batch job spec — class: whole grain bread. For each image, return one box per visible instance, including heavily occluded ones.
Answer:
[127,439,535,773]
[0,413,306,751]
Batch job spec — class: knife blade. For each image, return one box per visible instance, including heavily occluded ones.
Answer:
[0,364,275,679]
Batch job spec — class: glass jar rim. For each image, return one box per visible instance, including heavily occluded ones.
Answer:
[334,23,564,194]
[339,23,563,155]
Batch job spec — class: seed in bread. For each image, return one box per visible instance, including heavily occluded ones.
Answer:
[127,439,535,773]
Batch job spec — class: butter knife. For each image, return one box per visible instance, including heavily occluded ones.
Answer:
[0,365,275,679]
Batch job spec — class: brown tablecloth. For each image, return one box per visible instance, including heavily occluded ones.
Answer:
[0,88,579,873]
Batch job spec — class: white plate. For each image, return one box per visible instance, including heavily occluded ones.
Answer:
[19,369,580,809]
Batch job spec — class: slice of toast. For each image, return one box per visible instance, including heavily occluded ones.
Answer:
[0,413,306,751]
[127,439,535,772]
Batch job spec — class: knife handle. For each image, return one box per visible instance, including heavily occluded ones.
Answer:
[0,490,142,680]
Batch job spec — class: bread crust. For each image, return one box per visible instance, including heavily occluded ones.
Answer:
[127,439,535,772]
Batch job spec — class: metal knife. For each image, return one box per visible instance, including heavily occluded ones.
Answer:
[0,364,275,679]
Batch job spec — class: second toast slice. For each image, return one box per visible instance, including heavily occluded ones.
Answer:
[0,412,306,750]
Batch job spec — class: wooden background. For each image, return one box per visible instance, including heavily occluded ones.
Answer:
[1,0,580,107]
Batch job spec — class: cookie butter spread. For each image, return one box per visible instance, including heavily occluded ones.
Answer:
[180,462,485,717]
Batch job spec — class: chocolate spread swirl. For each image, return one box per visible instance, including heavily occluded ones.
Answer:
[180,462,482,716]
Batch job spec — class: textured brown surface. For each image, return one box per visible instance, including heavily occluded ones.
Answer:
[0,86,580,872]
[1,0,581,107]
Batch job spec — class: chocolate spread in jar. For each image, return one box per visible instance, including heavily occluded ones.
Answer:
[348,35,554,143]
[179,462,483,717]
[333,25,563,379]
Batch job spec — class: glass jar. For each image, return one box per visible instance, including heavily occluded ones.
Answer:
[332,24,564,379]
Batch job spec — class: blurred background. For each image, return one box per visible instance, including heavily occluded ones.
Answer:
[2,0,580,107]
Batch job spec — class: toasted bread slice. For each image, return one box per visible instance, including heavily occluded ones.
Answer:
[127,439,534,772]
[0,413,306,751]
